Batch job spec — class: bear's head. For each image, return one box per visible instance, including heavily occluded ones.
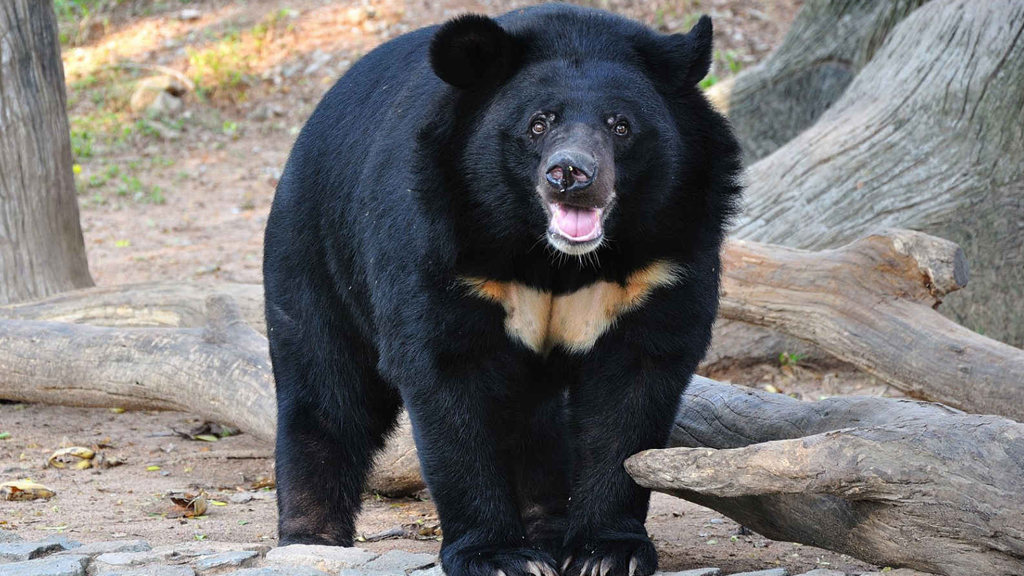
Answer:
[423,5,741,272]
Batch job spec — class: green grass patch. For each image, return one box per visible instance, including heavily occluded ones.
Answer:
[699,73,719,90]
[53,0,111,22]
[70,129,95,160]
[187,34,254,101]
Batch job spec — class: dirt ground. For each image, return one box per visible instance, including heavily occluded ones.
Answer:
[3,0,886,573]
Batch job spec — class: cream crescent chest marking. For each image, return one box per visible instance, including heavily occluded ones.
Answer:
[461,260,684,355]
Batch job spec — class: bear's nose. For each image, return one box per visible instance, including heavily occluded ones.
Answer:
[545,151,597,193]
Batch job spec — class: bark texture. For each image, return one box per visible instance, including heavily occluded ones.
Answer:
[627,377,1024,576]
[0,281,266,333]
[0,294,277,442]
[708,0,930,162]
[718,229,1024,421]
[0,0,93,304]
[731,0,1024,347]
[0,290,413,494]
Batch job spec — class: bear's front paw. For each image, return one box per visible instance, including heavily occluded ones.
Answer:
[442,544,559,576]
[562,535,656,576]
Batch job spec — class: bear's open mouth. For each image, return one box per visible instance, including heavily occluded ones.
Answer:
[547,203,605,254]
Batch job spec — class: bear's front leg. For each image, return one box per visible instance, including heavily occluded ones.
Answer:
[399,366,560,576]
[562,353,692,576]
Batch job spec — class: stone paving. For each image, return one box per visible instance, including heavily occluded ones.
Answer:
[0,533,931,576]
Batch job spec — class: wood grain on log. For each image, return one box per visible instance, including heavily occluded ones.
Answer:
[731,0,1024,347]
[628,377,1024,576]
[0,295,276,442]
[0,282,266,334]
[708,0,930,162]
[718,229,1024,420]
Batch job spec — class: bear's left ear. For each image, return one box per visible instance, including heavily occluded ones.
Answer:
[430,14,517,90]
[647,15,714,88]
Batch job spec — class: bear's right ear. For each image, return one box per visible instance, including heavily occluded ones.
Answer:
[641,15,714,90]
[430,14,516,90]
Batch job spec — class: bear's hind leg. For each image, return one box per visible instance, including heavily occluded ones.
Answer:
[270,310,401,546]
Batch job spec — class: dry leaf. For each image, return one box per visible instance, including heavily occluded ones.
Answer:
[47,446,95,469]
[1,481,56,501]
[168,490,208,517]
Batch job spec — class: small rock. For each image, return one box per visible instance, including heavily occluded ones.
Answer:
[77,16,106,44]
[147,92,185,119]
[304,51,333,76]
[195,551,258,574]
[728,570,788,576]
[152,543,269,561]
[0,555,88,576]
[281,63,304,79]
[0,539,75,563]
[40,538,79,552]
[860,565,933,569]
[220,568,329,576]
[794,570,845,576]
[135,75,189,99]
[859,571,935,576]
[247,105,284,123]
[265,545,377,572]
[56,540,150,558]
[92,550,164,570]
[409,566,443,576]
[361,550,436,574]
[180,9,202,21]
[344,7,367,25]
[659,569,722,576]
[228,493,254,504]
[130,76,187,118]
[96,567,195,576]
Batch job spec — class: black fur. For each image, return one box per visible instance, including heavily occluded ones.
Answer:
[264,5,742,576]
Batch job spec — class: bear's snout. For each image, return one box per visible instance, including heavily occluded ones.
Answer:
[545,150,597,193]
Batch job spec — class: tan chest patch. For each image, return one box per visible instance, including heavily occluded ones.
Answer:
[461,261,683,355]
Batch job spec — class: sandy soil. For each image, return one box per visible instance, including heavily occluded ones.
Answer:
[5,0,883,573]
[0,397,876,574]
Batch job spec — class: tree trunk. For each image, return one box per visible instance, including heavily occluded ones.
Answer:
[730,0,1024,347]
[707,0,930,163]
[0,0,93,304]
[627,377,1024,576]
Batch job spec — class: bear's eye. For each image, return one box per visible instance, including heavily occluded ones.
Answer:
[530,119,547,136]
[613,121,630,137]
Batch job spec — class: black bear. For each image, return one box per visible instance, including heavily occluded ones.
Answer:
[263,4,742,576]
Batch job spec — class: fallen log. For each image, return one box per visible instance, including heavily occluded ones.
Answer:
[718,229,1024,421]
[4,290,1024,573]
[3,230,1021,419]
[0,281,266,334]
[627,376,1024,576]
[0,292,416,494]
[0,294,277,441]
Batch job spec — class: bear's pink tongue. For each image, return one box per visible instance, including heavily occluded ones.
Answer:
[552,204,601,240]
